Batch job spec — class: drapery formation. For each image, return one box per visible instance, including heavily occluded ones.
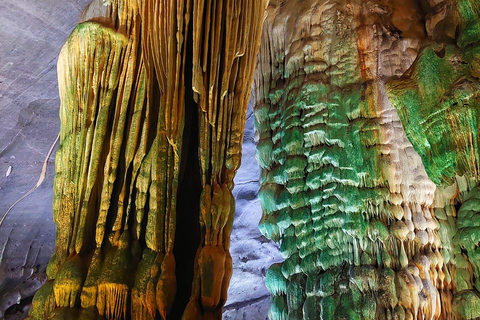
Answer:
[185,0,267,317]
[28,0,266,319]
[254,0,480,319]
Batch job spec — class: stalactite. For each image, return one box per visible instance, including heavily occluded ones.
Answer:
[28,0,266,319]
[184,0,267,318]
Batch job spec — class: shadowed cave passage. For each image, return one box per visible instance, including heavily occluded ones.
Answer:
[171,24,202,319]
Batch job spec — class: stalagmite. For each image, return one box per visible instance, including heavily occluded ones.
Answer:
[29,0,266,319]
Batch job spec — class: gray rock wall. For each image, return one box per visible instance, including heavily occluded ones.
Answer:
[225,102,282,320]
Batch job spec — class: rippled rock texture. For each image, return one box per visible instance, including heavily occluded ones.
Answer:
[255,0,480,319]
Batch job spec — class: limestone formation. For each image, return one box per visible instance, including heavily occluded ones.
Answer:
[28,0,266,319]
[16,0,480,319]
[254,0,480,319]
[387,0,480,318]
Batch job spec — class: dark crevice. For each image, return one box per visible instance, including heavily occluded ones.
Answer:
[4,294,34,318]
[454,201,462,215]
[169,8,201,319]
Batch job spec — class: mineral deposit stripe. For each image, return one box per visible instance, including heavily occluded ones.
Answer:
[0,132,60,228]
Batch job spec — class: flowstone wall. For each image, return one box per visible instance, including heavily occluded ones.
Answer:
[25,0,267,318]
[255,0,480,319]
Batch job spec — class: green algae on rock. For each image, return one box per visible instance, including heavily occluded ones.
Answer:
[254,0,446,319]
